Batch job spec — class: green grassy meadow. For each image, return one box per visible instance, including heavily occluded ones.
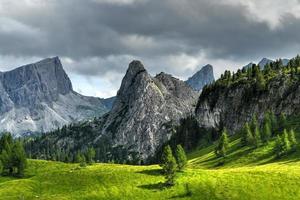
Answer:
[1,134,300,200]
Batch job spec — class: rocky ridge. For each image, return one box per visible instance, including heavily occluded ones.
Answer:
[0,57,108,136]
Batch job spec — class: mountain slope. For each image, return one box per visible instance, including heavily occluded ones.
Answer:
[27,60,198,163]
[0,57,108,136]
[97,61,198,162]
[185,64,214,91]
[195,57,299,134]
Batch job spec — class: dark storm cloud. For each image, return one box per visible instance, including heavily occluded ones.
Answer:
[1,0,300,78]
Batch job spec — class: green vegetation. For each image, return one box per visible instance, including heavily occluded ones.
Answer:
[214,129,229,159]
[0,133,27,177]
[175,144,187,171]
[160,145,177,186]
[4,55,300,199]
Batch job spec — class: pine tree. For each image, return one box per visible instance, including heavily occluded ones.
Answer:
[282,129,291,155]
[278,113,287,133]
[215,129,229,158]
[86,147,96,164]
[75,152,86,167]
[161,145,177,186]
[255,71,266,91]
[245,125,255,147]
[262,122,271,143]
[254,126,261,148]
[289,129,297,151]
[11,141,27,177]
[274,135,283,158]
[250,115,258,134]
[174,145,187,171]
[241,123,250,146]
[269,111,278,134]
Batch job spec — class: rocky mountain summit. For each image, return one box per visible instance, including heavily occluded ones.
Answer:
[96,61,198,162]
[0,57,108,136]
[185,64,215,91]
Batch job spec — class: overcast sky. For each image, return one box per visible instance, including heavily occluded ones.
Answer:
[0,0,300,98]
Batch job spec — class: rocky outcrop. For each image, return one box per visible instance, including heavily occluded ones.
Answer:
[96,61,198,162]
[185,64,215,91]
[0,57,108,136]
[195,73,300,134]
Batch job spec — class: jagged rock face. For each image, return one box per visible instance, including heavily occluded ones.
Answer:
[195,75,300,134]
[186,64,215,91]
[0,57,108,136]
[98,61,198,162]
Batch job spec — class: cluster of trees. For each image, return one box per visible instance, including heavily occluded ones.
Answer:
[75,147,96,167]
[274,129,297,158]
[160,144,187,186]
[0,133,27,177]
[215,111,298,161]
[201,55,300,101]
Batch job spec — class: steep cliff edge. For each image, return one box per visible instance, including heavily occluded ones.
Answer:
[195,58,300,134]
[0,57,108,136]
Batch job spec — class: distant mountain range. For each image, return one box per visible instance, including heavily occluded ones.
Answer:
[0,57,214,136]
[0,57,110,136]
[243,57,290,69]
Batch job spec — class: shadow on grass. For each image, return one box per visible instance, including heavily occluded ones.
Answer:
[137,182,165,191]
[136,169,163,176]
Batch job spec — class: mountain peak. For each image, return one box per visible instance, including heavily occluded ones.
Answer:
[258,58,273,69]
[127,60,146,75]
[185,64,215,91]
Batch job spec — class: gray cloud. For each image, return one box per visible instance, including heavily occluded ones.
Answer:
[0,0,300,97]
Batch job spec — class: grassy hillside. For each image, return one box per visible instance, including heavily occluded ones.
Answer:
[2,132,300,200]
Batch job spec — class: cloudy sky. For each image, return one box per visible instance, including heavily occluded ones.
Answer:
[0,0,300,98]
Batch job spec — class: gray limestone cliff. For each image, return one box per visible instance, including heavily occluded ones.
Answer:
[0,57,108,136]
[195,73,300,134]
[96,61,198,162]
[185,64,215,91]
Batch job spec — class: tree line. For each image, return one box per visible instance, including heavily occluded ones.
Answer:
[215,112,298,161]
[0,133,27,177]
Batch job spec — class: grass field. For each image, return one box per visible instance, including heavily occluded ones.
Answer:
[1,135,300,200]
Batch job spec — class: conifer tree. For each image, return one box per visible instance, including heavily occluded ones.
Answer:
[215,129,229,158]
[86,147,96,164]
[269,111,278,134]
[282,129,291,155]
[241,123,250,146]
[274,135,283,158]
[250,115,258,134]
[254,126,261,148]
[174,144,187,171]
[261,113,272,143]
[255,71,266,91]
[278,113,287,133]
[245,124,255,147]
[161,145,177,186]
[11,141,27,177]
[289,129,297,151]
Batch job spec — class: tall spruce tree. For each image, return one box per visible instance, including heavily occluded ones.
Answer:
[254,126,261,148]
[86,147,96,164]
[289,129,297,151]
[215,129,229,158]
[161,145,177,186]
[282,129,291,155]
[12,141,27,177]
[278,113,287,133]
[261,112,272,143]
[174,145,187,171]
